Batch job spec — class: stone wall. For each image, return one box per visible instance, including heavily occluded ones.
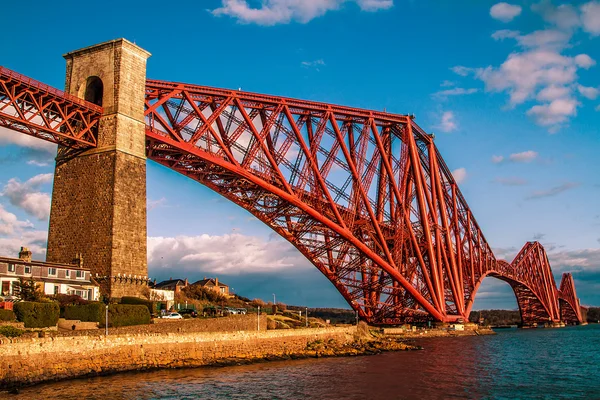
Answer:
[57,314,267,336]
[0,326,356,388]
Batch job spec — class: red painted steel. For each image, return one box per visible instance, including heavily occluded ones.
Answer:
[143,79,580,325]
[558,273,583,324]
[0,66,101,149]
[0,68,585,325]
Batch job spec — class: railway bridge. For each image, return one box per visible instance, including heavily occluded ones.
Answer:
[0,39,584,325]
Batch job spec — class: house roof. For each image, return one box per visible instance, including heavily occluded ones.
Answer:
[155,279,186,289]
[193,278,228,288]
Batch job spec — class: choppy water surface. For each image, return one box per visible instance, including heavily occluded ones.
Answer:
[9,324,600,399]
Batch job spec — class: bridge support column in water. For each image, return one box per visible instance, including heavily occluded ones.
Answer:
[46,39,151,298]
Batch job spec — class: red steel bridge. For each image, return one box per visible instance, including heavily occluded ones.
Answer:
[0,65,584,326]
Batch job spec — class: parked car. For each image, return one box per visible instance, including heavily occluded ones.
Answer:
[162,312,183,319]
[178,309,198,317]
[236,308,247,315]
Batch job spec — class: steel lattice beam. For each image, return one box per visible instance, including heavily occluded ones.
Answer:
[0,67,586,326]
[0,66,101,149]
[144,79,500,324]
[558,273,583,324]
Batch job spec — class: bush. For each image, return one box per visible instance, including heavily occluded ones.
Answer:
[120,296,155,314]
[52,294,89,308]
[0,309,15,322]
[64,303,104,323]
[14,302,60,328]
[64,303,151,327]
[0,326,24,338]
[109,304,151,327]
[182,286,227,303]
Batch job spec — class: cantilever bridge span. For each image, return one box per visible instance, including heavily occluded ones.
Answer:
[0,51,584,326]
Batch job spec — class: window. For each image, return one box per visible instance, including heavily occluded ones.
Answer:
[24,266,31,274]
[7,264,15,273]
[65,270,70,278]
[48,268,57,276]
[76,270,85,279]
[1,281,10,295]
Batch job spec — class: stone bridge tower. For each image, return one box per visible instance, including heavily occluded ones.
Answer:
[46,39,150,298]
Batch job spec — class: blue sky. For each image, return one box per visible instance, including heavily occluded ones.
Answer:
[0,0,599,310]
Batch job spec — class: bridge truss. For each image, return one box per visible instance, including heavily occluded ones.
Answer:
[144,79,583,325]
[0,67,101,149]
[0,66,585,325]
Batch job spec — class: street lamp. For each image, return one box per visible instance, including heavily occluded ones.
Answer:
[272,293,276,305]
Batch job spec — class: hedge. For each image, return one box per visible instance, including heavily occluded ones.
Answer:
[64,302,104,323]
[109,304,151,327]
[14,302,60,328]
[120,296,155,314]
[64,303,151,327]
[0,309,15,322]
[0,326,24,338]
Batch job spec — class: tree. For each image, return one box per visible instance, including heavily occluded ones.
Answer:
[13,278,45,302]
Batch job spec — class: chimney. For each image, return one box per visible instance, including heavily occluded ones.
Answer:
[184,278,188,286]
[73,253,84,268]
[215,277,218,286]
[170,277,172,280]
[18,247,32,262]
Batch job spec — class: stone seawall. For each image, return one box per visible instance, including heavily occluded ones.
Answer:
[0,326,356,388]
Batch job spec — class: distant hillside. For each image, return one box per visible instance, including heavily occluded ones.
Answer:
[287,306,355,324]
[586,307,599,322]
[469,310,521,326]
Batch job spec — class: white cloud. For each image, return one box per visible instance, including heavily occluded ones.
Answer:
[0,128,56,153]
[211,0,392,25]
[492,29,521,40]
[148,233,307,274]
[494,177,528,186]
[0,174,53,220]
[578,85,599,100]
[301,59,326,71]
[517,29,572,49]
[526,182,579,199]
[437,111,457,132]
[453,3,599,131]
[148,197,168,211]
[526,98,579,127]
[356,0,392,11]
[451,66,473,77]
[490,2,522,22]
[477,50,579,106]
[536,85,570,101]
[26,160,50,167]
[452,167,467,184]
[509,150,538,163]
[0,230,47,260]
[575,54,596,69]
[433,87,478,98]
[532,2,580,31]
[491,155,505,164]
[492,29,572,50]
[0,204,33,236]
[581,1,600,36]
[549,248,600,274]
